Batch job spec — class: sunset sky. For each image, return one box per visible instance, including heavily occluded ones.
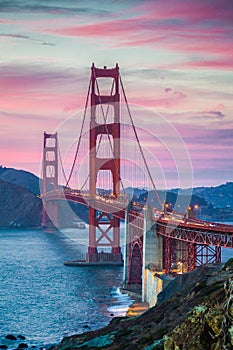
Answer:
[0,0,232,189]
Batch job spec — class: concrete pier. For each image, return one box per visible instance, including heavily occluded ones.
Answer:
[142,206,164,306]
[123,205,130,286]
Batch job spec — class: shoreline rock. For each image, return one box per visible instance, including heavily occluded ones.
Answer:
[50,259,233,350]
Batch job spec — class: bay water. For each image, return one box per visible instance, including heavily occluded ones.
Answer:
[0,227,132,349]
[0,225,232,349]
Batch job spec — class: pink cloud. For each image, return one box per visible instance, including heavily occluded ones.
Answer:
[164,88,186,99]
[0,19,10,23]
[215,103,225,111]
[181,58,233,70]
[173,91,186,98]
[167,124,233,184]
[0,64,87,114]
[0,64,78,89]
[48,18,138,38]
[121,30,232,62]
[44,0,232,71]
[127,87,187,110]
[1,2,231,187]
[47,0,232,39]
[203,110,225,118]
[1,92,84,115]
[135,0,233,24]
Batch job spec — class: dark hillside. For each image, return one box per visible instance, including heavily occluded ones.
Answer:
[0,166,40,194]
[0,179,42,227]
[172,182,233,208]
[193,182,233,208]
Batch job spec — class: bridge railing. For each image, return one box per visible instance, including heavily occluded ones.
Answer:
[157,221,233,248]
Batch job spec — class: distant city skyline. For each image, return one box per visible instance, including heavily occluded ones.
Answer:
[1,0,232,188]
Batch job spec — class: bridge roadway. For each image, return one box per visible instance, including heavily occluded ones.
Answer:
[42,189,233,248]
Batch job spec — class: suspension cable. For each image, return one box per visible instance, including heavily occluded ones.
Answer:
[79,79,115,191]
[119,75,163,208]
[80,173,89,191]
[58,140,69,187]
[65,78,92,188]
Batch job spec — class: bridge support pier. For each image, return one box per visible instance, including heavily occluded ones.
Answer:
[142,206,164,306]
[123,205,130,287]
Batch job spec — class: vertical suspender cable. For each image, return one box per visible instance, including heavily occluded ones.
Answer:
[65,78,92,188]
[58,140,69,186]
[119,75,163,209]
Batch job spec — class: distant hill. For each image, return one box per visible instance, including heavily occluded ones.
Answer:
[1,166,231,209]
[0,166,40,195]
[125,187,208,209]
[0,167,232,226]
[193,182,233,208]
[126,185,233,221]
[171,182,233,208]
[0,167,88,228]
[0,179,42,227]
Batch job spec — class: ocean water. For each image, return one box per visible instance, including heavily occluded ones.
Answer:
[0,228,133,349]
[0,225,232,349]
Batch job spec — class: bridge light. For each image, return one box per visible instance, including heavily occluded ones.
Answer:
[177,261,184,274]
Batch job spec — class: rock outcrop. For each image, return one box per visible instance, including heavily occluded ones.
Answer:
[51,259,233,350]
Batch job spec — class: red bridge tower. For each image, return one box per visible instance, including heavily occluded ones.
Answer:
[42,132,58,228]
[87,63,123,263]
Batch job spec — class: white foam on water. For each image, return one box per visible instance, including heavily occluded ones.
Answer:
[107,286,134,316]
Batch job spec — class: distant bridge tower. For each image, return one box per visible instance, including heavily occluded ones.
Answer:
[87,63,123,263]
[42,132,58,228]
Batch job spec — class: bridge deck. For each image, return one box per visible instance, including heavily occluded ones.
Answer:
[42,190,233,248]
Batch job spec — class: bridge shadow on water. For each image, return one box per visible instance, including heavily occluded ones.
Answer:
[42,227,87,262]
[42,225,128,268]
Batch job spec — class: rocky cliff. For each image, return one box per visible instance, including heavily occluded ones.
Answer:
[51,260,233,350]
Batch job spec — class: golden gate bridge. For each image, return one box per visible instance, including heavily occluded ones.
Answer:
[40,63,233,298]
